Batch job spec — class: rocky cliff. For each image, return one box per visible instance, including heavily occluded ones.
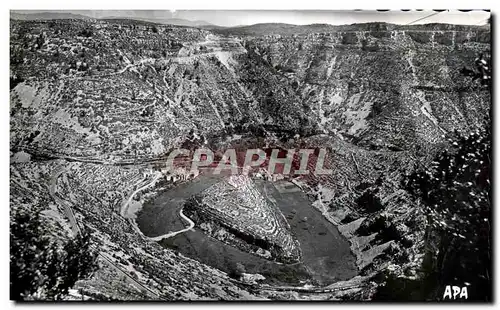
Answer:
[10,19,491,300]
[10,20,490,158]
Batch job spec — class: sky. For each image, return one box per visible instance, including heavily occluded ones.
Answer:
[12,10,491,27]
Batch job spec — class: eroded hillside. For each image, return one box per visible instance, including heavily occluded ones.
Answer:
[10,19,490,300]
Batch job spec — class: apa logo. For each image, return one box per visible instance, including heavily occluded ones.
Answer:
[443,285,468,300]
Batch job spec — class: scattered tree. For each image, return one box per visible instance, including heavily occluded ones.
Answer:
[10,207,98,300]
[381,121,492,301]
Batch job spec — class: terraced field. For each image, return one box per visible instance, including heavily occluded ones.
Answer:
[137,175,357,286]
[10,15,490,300]
[185,175,302,263]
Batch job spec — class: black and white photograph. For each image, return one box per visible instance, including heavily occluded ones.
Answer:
[8,6,492,302]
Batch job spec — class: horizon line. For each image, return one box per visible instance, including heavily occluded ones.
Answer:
[10,10,491,27]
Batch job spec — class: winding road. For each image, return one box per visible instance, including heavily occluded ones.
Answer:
[49,166,81,236]
[148,208,194,241]
[48,164,162,300]
[120,172,162,217]
[48,162,364,297]
[121,172,195,241]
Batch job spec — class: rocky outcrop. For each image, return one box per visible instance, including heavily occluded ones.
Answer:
[184,175,302,263]
[10,19,491,300]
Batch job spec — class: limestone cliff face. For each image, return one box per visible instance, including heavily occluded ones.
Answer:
[215,23,491,282]
[10,21,490,160]
[9,20,491,298]
[184,175,302,264]
[234,24,490,151]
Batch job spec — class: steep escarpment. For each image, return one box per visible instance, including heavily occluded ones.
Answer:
[236,24,490,150]
[212,23,490,297]
[238,24,490,287]
[10,21,490,158]
[10,19,490,300]
[184,175,302,263]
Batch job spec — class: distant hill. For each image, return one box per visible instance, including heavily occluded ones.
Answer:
[11,12,488,35]
[211,23,387,36]
[213,21,490,36]
[213,23,303,36]
[11,11,215,28]
[101,16,214,28]
[10,12,93,21]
